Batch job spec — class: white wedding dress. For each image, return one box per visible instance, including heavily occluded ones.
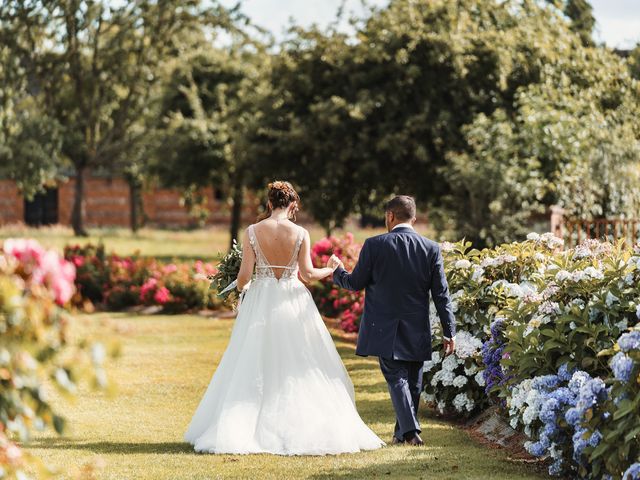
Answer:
[184,224,384,455]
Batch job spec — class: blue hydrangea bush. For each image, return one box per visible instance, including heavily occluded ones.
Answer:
[424,235,640,478]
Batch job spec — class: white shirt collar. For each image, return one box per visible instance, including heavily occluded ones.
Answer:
[392,223,415,231]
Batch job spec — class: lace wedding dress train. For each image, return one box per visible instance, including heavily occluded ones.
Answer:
[184,224,384,455]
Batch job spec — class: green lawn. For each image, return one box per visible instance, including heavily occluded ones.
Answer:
[0,224,396,262]
[23,313,549,480]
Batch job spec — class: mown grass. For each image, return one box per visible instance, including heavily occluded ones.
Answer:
[23,313,549,480]
[0,224,399,262]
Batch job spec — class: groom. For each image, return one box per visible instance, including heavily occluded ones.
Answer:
[329,195,456,446]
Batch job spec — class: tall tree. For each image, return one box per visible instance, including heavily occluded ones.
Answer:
[261,0,594,232]
[0,0,230,235]
[153,32,272,246]
[0,36,63,197]
[547,0,596,46]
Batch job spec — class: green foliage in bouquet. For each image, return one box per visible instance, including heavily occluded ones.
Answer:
[210,240,243,305]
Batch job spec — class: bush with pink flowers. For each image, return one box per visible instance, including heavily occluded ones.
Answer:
[64,243,221,313]
[1,238,117,478]
[309,233,365,332]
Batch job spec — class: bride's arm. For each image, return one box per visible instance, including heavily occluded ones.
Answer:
[236,228,255,291]
[298,229,336,282]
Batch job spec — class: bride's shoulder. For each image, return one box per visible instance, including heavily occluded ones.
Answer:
[296,224,309,237]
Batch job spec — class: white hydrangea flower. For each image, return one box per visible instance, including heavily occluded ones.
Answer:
[474,371,486,387]
[522,404,539,426]
[481,257,496,268]
[453,375,468,388]
[440,241,455,252]
[555,270,571,282]
[605,291,619,307]
[454,259,471,269]
[636,304,640,320]
[527,232,540,241]
[570,270,587,282]
[423,360,436,372]
[538,301,561,316]
[421,392,436,404]
[453,393,468,412]
[584,266,604,280]
[615,319,628,331]
[431,351,442,364]
[471,265,485,282]
[454,331,483,359]
[464,364,479,376]
[442,354,459,371]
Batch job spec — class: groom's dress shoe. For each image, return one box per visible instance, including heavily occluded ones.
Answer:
[404,433,424,446]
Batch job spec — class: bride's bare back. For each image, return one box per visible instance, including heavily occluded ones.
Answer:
[252,218,301,279]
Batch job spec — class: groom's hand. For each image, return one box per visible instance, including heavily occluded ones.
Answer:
[443,338,455,356]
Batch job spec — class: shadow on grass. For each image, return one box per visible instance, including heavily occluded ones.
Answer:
[308,448,440,479]
[25,439,197,455]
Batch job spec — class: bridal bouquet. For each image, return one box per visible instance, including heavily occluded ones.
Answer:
[209,240,243,305]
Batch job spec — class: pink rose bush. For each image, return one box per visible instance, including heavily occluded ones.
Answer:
[1,238,116,477]
[64,243,220,313]
[309,233,365,332]
[3,238,76,305]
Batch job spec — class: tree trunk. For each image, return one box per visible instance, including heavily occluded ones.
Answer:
[129,179,141,233]
[229,171,245,250]
[71,164,88,236]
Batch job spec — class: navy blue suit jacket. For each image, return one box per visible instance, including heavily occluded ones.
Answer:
[333,226,456,361]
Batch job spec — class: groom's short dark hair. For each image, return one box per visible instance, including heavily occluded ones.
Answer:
[384,195,416,221]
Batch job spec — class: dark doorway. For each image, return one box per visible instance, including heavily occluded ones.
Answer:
[24,188,59,226]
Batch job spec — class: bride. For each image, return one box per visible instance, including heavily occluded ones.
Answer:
[184,181,384,455]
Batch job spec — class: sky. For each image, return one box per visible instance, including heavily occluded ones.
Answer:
[220,0,640,49]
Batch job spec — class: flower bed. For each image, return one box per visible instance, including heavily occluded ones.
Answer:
[64,243,221,313]
[311,232,640,478]
[309,233,364,332]
[1,239,115,477]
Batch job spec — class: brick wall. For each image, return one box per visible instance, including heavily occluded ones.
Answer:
[0,177,261,228]
[0,180,23,224]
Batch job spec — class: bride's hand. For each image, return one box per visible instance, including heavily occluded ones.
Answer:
[327,254,343,271]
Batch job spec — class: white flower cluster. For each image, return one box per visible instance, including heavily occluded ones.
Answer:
[489,280,537,299]
[526,232,564,250]
[481,254,517,268]
[454,331,483,359]
[554,266,604,283]
[537,300,561,316]
[572,239,612,260]
[507,379,539,435]
[454,259,471,269]
[440,241,455,253]
[453,392,475,412]
[471,265,485,282]
[605,291,619,307]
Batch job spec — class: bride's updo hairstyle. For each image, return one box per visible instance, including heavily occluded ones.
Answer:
[257,181,300,221]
